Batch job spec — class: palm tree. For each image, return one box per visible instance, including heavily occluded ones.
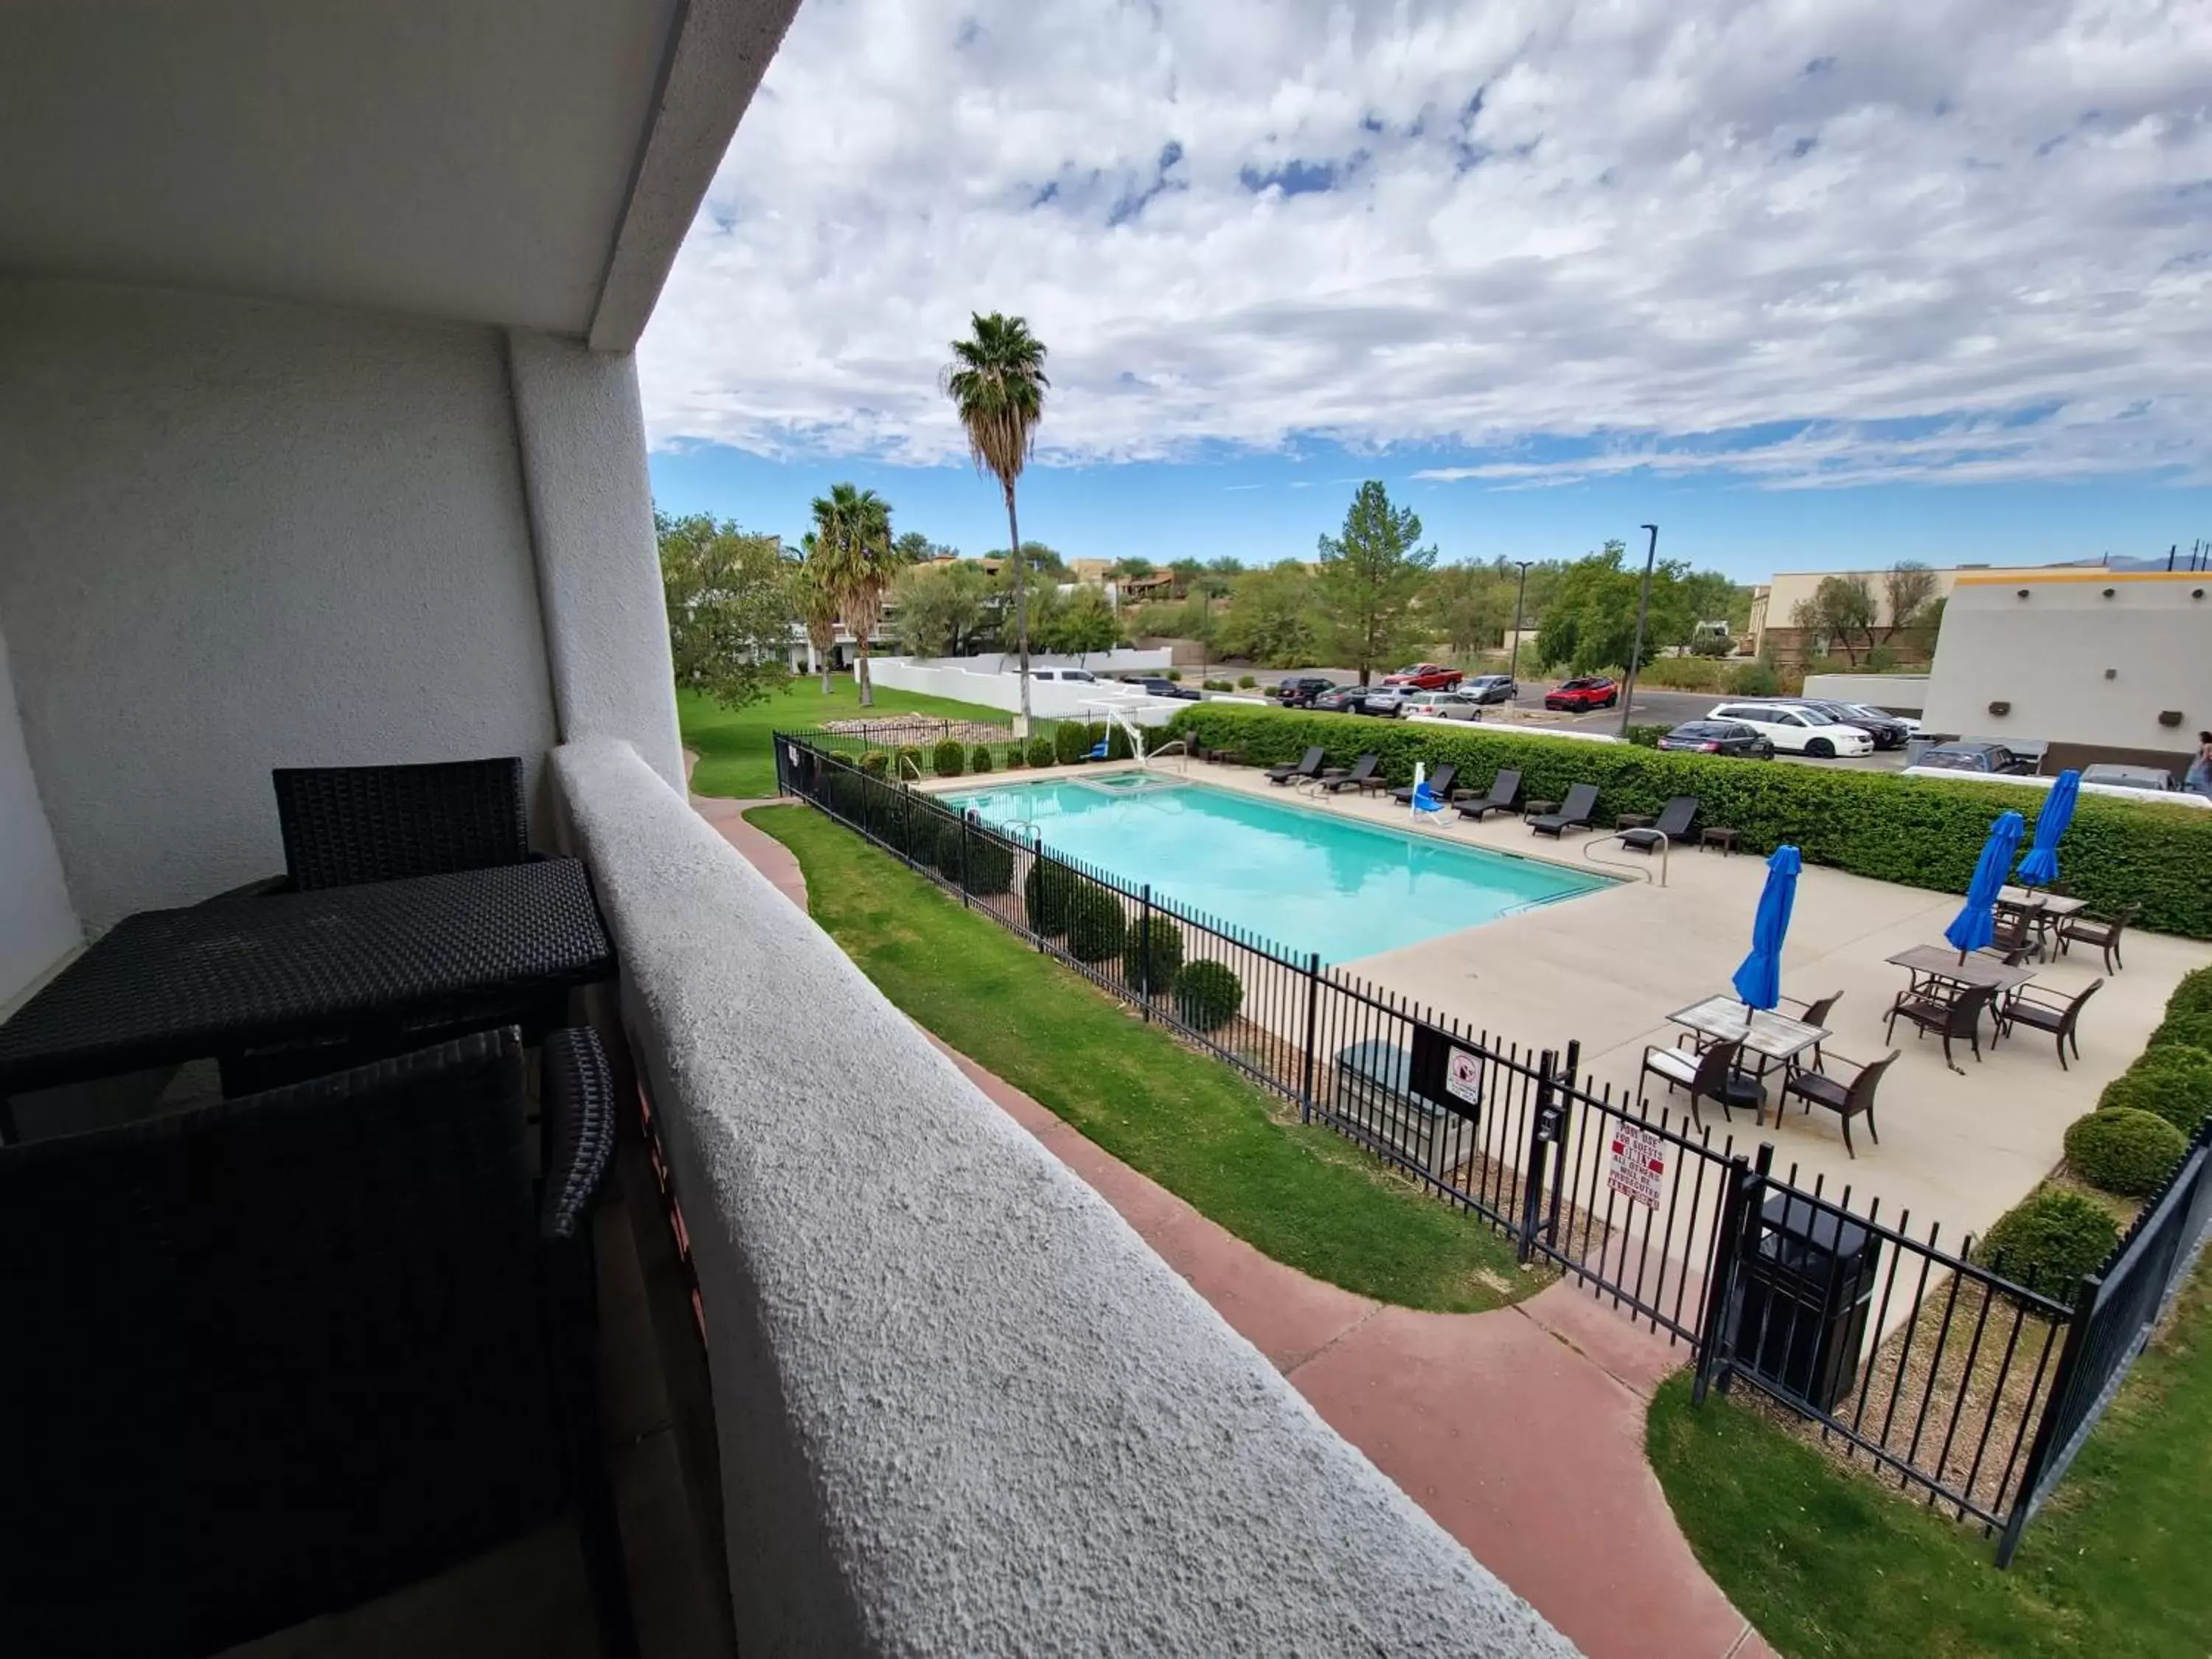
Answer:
[810,483,897,707]
[793,532,843,695]
[942,313,1048,728]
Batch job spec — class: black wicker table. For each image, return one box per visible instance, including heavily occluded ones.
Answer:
[0,860,613,1127]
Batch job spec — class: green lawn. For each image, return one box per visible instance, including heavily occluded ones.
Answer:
[1647,1267,2212,1658]
[745,803,1544,1312]
[681,680,1009,799]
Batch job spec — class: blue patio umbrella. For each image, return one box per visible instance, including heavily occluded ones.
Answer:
[1731,844,1803,1010]
[1945,809,2026,958]
[2014,770,2081,889]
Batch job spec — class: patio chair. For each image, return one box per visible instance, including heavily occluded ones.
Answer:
[1391,761,1456,805]
[1640,1034,1750,1127]
[1885,979,2000,1074]
[1528,782,1601,838]
[1319,753,1382,793]
[1776,990,1842,1072]
[1616,795,1697,854]
[1780,1048,1899,1158]
[1267,746,1326,787]
[273,757,529,890]
[1997,977,2104,1070]
[1980,907,2039,964]
[1455,768,1522,821]
[0,1026,634,1658]
[2056,903,2139,974]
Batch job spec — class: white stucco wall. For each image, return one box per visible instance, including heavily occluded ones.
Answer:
[868,658,1186,726]
[506,330,684,791]
[0,614,80,1008]
[0,279,558,930]
[1920,574,2211,755]
[552,736,1577,1658]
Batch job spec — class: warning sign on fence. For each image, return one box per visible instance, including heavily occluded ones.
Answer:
[1607,1123,1666,1208]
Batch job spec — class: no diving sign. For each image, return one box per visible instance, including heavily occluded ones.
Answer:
[1607,1123,1666,1208]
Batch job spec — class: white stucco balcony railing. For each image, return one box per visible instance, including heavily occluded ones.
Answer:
[549,737,1577,1656]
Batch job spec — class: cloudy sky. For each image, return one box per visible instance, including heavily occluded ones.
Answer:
[639,0,2212,576]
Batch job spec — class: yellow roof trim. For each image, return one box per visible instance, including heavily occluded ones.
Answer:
[1951,570,2208,587]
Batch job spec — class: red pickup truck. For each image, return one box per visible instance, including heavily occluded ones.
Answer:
[1380,663,1463,690]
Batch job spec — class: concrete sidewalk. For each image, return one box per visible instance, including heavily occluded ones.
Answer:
[703,796,1774,1659]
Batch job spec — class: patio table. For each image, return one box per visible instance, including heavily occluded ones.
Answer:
[1884,944,2036,995]
[1667,995,1829,1125]
[0,859,612,1133]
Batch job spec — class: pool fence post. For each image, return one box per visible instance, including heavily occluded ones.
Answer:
[959,813,973,908]
[1298,953,1322,1122]
[1692,1150,1756,1405]
[1138,885,1153,1020]
[1519,1051,1557,1264]
[1547,1039,1582,1244]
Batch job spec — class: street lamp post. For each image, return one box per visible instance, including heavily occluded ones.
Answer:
[1617,524,1660,740]
[1506,560,1534,687]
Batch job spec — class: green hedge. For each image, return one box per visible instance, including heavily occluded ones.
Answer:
[1054,722,1090,765]
[2064,1107,2188,1197]
[1164,706,2212,938]
[1025,736,1055,769]
[1064,880,1128,962]
[1024,858,1071,934]
[2098,1046,2212,1138]
[1175,959,1243,1031]
[2169,967,2212,1020]
[931,739,964,777]
[2152,1011,2212,1053]
[969,744,994,774]
[1975,1185,2120,1298]
[1122,916,1186,994]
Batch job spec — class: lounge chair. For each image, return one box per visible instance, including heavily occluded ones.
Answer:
[1528,783,1601,838]
[1319,754,1381,794]
[1454,769,1522,822]
[1781,1049,1899,1158]
[1640,1036,1750,1128]
[1997,978,2104,1070]
[1616,795,1697,854]
[1391,761,1456,806]
[1266,746,1326,787]
[1885,979,2000,1074]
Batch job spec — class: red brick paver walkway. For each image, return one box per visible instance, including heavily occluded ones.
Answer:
[703,798,1774,1659]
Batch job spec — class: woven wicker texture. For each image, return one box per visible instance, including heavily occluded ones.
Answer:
[0,1026,622,1656]
[274,757,529,891]
[0,860,611,1093]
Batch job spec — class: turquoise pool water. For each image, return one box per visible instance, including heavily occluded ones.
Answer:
[938,773,1610,962]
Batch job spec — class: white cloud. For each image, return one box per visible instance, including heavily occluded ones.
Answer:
[638,0,2212,487]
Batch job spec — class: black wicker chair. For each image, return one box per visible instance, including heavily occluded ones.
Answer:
[0,1026,633,1658]
[2056,903,2139,974]
[274,757,530,890]
[1998,977,2105,1070]
[1885,979,2000,1074]
[1780,1048,1899,1158]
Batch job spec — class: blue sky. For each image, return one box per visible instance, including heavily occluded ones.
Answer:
[637,0,2212,585]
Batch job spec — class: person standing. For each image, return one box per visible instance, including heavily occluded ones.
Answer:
[2188,729,2212,798]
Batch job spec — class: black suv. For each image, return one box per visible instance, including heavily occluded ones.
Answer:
[1800,699,1911,749]
[1273,676,1336,707]
[1135,677,1201,701]
[1914,741,2036,775]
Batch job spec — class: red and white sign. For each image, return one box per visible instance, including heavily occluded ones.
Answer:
[1445,1048,1483,1107]
[1607,1124,1666,1208]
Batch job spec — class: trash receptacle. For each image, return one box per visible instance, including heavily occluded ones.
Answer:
[1730,1192,1878,1413]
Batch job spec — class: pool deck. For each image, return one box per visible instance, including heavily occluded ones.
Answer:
[924,757,2212,1250]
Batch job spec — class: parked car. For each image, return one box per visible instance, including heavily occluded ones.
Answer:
[1135,677,1201,701]
[1464,674,1519,706]
[1656,720,1774,759]
[1796,699,1913,750]
[1913,741,2035,775]
[1381,662,1464,690]
[1544,676,1619,712]
[1273,676,1337,707]
[1355,686,1412,717]
[1705,700,1875,757]
[1310,686,1367,713]
[1026,667,1097,684]
[1402,689,1484,721]
[2081,762,2174,793]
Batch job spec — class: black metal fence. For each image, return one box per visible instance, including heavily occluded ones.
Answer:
[771,731,2212,1561]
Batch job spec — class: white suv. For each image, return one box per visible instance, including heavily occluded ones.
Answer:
[1706,701,1875,758]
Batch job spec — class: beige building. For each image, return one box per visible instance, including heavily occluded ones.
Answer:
[1747,562,2078,664]
[1919,570,2212,774]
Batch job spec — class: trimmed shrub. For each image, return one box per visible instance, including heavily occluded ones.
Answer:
[1121,916,1186,994]
[931,739,965,777]
[1106,722,1135,761]
[927,812,966,880]
[1054,721,1091,766]
[1003,742,1026,770]
[1165,669,1183,682]
[893,745,924,779]
[2152,1011,2212,1054]
[1156,705,2212,939]
[961,831,1015,897]
[2103,1046,2212,1137]
[1025,736,1055,768]
[1238,675,1257,688]
[1727,659,1779,696]
[858,751,890,778]
[969,743,994,774]
[1063,880,1128,962]
[1203,678,1234,692]
[2065,1107,2188,1197]
[1975,1186,2119,1297]
[1626,723,1671,749]
[1174,959,1243,1031]
[1024,858,1073,934]
[2169,967,2212,1020]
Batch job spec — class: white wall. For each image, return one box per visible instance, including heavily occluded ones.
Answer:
[1920,575,2211,755]
[0,280,559,930]
[1801,672,1931,714]
[0,614,80,1007]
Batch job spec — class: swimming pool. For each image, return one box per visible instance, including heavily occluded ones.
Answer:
[936,772,1612,962]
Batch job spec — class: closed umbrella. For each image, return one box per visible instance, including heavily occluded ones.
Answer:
[1732,845,1802,1010]
[2015,771,2080,889]
[1946,810,2026,959]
